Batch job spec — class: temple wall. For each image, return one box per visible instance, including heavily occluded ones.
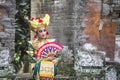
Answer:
[0,0,16,77]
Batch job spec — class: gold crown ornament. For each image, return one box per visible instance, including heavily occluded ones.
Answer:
[29,14,50,32]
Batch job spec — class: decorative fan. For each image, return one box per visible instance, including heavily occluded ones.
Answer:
[36,42,63,59]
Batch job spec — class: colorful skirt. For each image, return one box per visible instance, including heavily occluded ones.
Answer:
[33,60,57,79]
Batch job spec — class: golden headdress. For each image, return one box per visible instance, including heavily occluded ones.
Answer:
[29,14,50,32]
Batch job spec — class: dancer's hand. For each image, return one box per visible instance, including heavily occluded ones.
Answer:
[45,56,55,61]
[52,59,58,66]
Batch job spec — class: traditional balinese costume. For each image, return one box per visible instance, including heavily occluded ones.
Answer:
[27,14,63,80]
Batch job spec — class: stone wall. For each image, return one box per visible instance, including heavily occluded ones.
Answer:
[0,0,15,77]
[31,0,120,79]
[31,0,87,49]
[31,0,88,76]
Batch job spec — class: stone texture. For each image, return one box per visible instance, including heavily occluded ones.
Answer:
[100,17,117,61]
[105,67,117,80]
[115,35,120,62]
[0,0,15,77]
[31,0,87,76]
[0,50,15,77]
[0,24,3,32]
[58,46,74,76]
[0,6,7,19]
[82,0,101,49]
[74,48,105,69]
[31,0,120,79]
[31,0,87,49]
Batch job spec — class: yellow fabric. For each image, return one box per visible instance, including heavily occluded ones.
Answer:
[40,60,54,78]
[30,14,50,32]
[43,14,50,25]
[28,39,55,51]
[26,50,34,54]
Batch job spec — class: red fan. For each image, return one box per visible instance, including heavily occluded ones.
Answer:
[36,42,63,59]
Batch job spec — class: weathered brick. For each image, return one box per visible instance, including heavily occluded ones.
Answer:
[0,6,7,19]
[0,24,3,32]
[0,0,15,76]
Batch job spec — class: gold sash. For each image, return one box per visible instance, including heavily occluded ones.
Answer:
[39,60,54,78]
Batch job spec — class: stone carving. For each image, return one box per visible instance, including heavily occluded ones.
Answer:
[0,50,15,77]
[74,43,105,75]
[105,66,117,80]
[0,50,10,66]
[102,4,110,16]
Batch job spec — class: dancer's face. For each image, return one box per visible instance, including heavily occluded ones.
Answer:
[37,27,47,39]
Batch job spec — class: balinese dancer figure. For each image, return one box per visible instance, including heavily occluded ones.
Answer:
[27,14,63,80]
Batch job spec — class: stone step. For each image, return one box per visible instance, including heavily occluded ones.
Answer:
[12,73,104,80]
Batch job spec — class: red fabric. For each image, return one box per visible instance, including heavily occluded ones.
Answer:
[46,31,49,35]
[47,13,50,16]
[31,18,35,21]
[34,34,37,38]
[38,19,43,23]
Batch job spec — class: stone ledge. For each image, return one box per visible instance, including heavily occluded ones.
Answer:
[11,73,77,80]
[0,71,106,80]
